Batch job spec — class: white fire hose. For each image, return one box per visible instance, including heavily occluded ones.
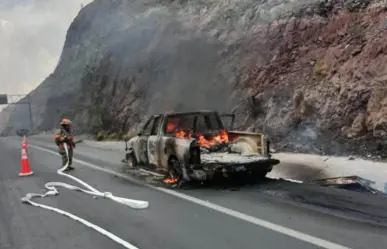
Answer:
[21,142,149,249]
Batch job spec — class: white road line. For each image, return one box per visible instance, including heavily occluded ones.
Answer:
[267,176,303,183]
[139,168,164,177]
[29,144,351,249]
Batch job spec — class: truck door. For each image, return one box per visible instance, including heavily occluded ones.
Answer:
[147,115,163,167]
[137,117,155,165]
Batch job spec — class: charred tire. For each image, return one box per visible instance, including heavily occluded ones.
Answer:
[167,156,183,182]
[126,152,138,169]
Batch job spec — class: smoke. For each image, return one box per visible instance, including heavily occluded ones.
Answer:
[0,0,354,137]
[48,0,332,132]
[70,0,238,124]
[0,0,93,112]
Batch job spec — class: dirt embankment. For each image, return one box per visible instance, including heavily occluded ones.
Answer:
[237,1,387,158]
[1,0,386,158]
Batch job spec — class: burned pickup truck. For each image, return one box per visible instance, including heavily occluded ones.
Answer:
[124,110,280,185]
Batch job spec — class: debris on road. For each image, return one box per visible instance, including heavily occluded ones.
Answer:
[310,175,387,196]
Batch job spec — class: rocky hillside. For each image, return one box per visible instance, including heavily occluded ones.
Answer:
[1,0,387,158]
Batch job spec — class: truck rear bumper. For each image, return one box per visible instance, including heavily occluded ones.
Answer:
[187,158,280,181]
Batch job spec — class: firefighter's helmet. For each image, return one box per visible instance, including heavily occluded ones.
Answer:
[60,118,72,125]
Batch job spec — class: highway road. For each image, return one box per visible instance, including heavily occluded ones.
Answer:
[1,135,387,249]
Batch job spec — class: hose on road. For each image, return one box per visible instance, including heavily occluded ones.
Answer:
[21,143,149,249]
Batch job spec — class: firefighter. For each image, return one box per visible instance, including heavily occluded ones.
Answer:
[54,118,76,171]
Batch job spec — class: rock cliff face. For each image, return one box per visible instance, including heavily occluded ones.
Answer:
[1,0,387,157]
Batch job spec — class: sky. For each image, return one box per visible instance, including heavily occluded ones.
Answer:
[0,0,93,110]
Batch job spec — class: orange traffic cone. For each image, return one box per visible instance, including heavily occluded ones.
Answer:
[22,136,28,154]
[19,147,33,176]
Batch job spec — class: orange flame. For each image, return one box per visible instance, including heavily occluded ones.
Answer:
[166,118,179,133]
[165,117,229,148]
[175,129,229,148]
[163,177,179,184]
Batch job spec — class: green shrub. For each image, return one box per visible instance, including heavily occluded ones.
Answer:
[96,131,107,141]
[96,130,138,141]
[107,132,120,140]
[123,131,137,141]
[118,131,127,140]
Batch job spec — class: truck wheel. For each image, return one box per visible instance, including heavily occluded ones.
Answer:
[127,152,137,169]
[165,157,182,185]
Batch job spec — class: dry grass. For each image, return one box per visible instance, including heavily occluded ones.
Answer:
[314,60,328,77]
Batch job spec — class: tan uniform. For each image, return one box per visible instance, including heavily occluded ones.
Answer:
[54,129,76,167]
